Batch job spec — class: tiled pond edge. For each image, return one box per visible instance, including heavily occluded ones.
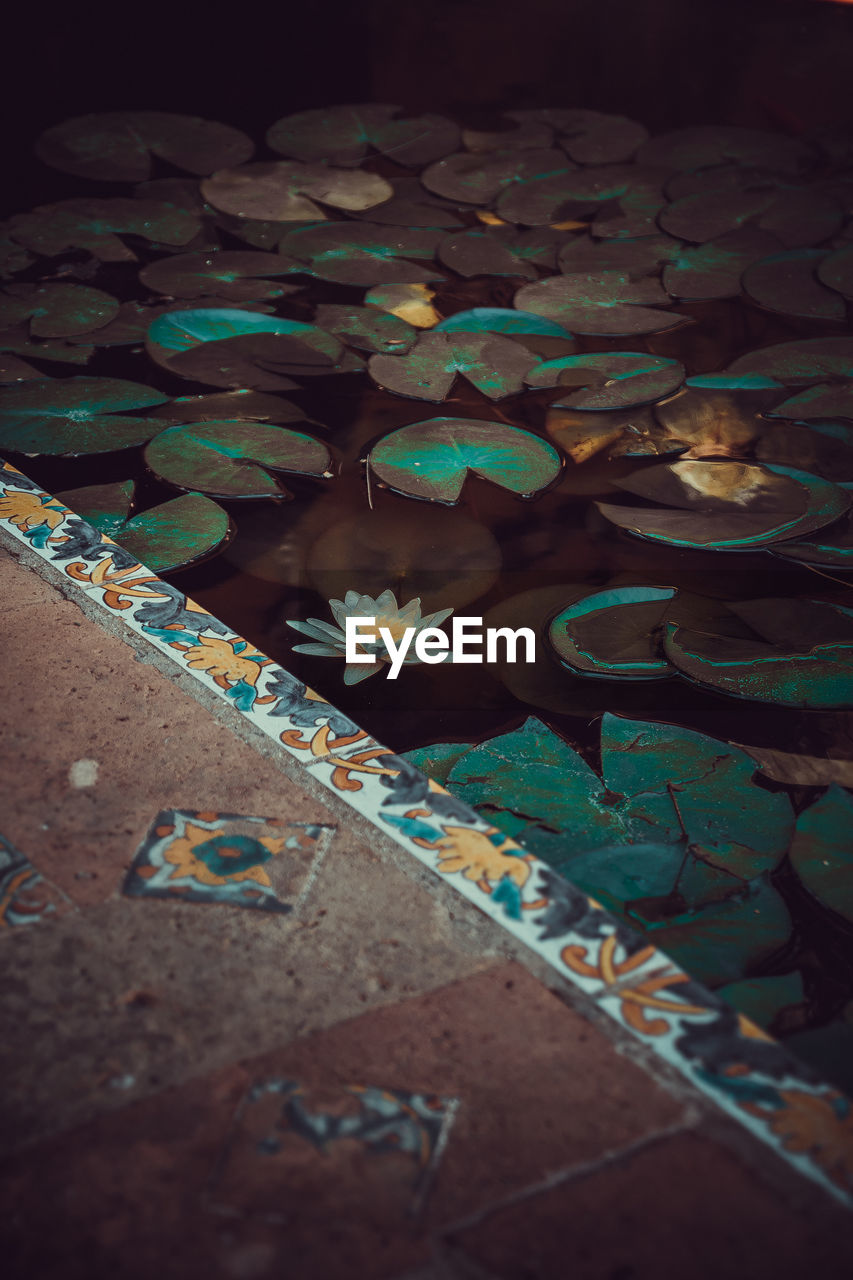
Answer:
[2,456,851,1208]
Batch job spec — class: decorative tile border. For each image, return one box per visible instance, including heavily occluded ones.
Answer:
[2,458,852,1207]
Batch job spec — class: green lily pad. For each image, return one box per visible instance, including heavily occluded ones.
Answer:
[437,230,537,279]
[266,105,459,168]
[461,117,555,153]
[716,972,805,1029]
[36,112,254,182]
[55,482,230,573]
[742,249,846,321]
[790,786,853,925]
[0,376,169,455]
[817,244,853,301]
[597,459,850,549]
[662,229,782,301]
[514,272,685,336]
[8,199,201,262]
[201,162,393,223]
[659,186,842,249]
[557,233,681,280]
[366,416,562,503]
[497,163,668,233]
[768,384,853,423]
[0,331,93,366]
[418,715,792,910]
[726,336,853,383]
[663,600,853,708]
[638,125,812,176]
[525,352,684,410]
[276,222,444,286]
[139,250,299,302]
[434,308,573,339]
[420,148,573,205]
[514,108,648,165]
[144,420,332,499]
[548,585,676,678]
[152,389,314,426]
[367,331,540,401]
[313,304,416,354]
[0,283,119,338]
[403,741,472,786]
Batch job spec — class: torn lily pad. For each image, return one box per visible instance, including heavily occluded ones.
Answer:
[267,105,459,168]
[36,112,254,182]
[664,599,853,708]
[365,283,440,328]
[367,330,540,401]
[515,272,685,336]
[55,481,230,573]
[741,250,846,321]
[139,250,299,302]
[277,223,444,286]
[597,459,850,550]
[144,421,332,500]
[201,162,393,222]
[525,352,684,410]
[0,283,119,339]
[0,376,169,454]
[8,199,202,262]
[548,585,677,678]
[366,417,562,503]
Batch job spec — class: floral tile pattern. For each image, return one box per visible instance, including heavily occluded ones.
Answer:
[208,1077,459,1221]
[1,457,852,1207]
[124,810,332,913]
[0,832,71,929]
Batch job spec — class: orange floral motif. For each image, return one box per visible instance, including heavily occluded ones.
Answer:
[562,935,709,1035]
[430,825,532,890]
[0,489,65,532]
[163,822,284,887]
[744,1090,853,1193]
[181,635,270,686]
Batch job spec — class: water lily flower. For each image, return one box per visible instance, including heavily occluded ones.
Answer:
[287,589,453,685]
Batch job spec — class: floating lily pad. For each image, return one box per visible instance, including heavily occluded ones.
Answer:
[772,513,853,568]
[597,459,850,549]
[511,109,648,165]
[515,272,685,336]
[0,330,93,366]
[36,112,254,182]
[497,163,668,233]
[368,331,540,401]
[664,599,853,707]
[790,786,853,924]
[144,421,332,499]
[637,125,813,176]
[55,481,230,573]
[717,972,805,1029]
[658,186,842,249]
[313,304,416,354]
[435,308,573,339]
[548,585,676,678]
[462,117,555,153]
[726,336,853,383]
[277,223,444,286]
[266,105,459,167]
[768,384,853,422]
[0,283,118,338]
[139,250,299,302]
[742,249,846,321]
[201,162,393,222]
[153,389,314,426]
[525,352,684,410]
[558,233,681,280]
[354,176,464,228]
[365,283,441,328]
[662,229,782,301]
[0,376,169,454]
[817,244,853,301]
[437,230,537,279]
[9,199,202,262]
[420,148,572,206]
[366,417,562,503]
[545,405,674,463]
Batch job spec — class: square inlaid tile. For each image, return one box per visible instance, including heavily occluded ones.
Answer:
[0,833,72,930]
[123,811,332,913]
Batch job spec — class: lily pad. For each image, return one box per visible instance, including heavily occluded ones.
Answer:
[545,405,674,463]
[741,249,846,321]
[0,283,118,338]
[726,336,853,383]
[662,229,783,301]
[367,331,540,401]
[144,421,332,499]
[435,308,573,340]
[597,459,850,549]
[36,112,254,182]
[767,384,853,423]
[437,230,537,279]
[525,352,684,410]
[0,376,169,455]
[558,233,681,280]
[512,109,648,165]
[716,972,805,1029]
[364,283,441,328]
[789,786,853,925]
[139,250,299,302]
[637,125,813,176]
[354,176,465,228]
[153,389,314,426]
[9,199,202,262]
[658,186,842,249]
[497,163,669,233]
[817,244,853,301]
[420,148,573,206]
[277,223,444,286]
[515,272,685,336]
[462,118,555,153]
[653,386,765,456]
[202,162,393,223]
[313,304,416,354]
[366,417,562,503]
[548,585,676,678]
[55,481,230,573]
[266,105,459,168]
[663,600,853,708]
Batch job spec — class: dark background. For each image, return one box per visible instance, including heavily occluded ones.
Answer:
[3,0,853,211]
